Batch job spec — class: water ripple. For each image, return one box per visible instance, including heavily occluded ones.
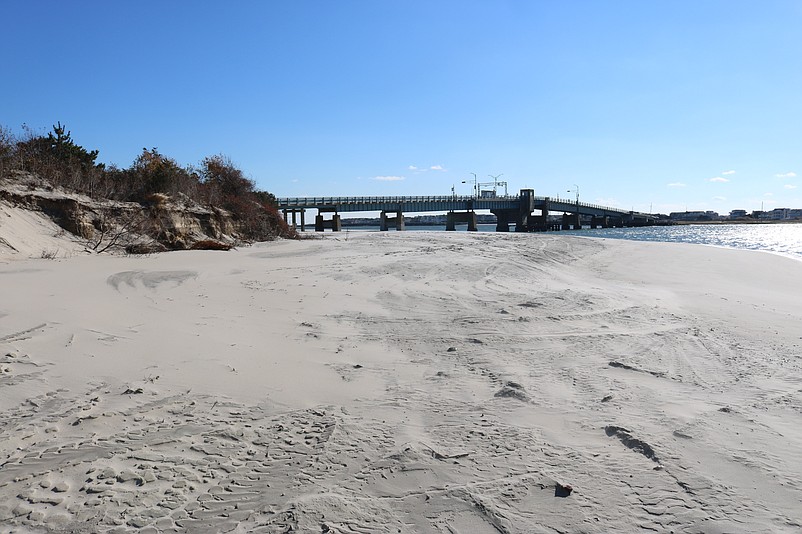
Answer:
[564,224,802,261]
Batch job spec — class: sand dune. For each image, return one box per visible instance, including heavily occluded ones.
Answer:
[1,231,801,533]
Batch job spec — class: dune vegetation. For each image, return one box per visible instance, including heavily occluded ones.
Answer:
[0,123,296,245]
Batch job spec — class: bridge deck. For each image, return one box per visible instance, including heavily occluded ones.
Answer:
[277,195,651,219]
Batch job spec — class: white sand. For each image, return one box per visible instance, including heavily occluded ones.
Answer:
[0,201,88,259]
[1,227,801,533]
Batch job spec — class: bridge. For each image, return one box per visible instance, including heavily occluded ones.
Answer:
[277,189,656,232]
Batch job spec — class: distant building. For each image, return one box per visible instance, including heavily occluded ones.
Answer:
[769,208,790,220]
[729,209,748,219]
[751,208,798,220]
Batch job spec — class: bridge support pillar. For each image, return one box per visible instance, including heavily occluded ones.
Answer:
[591,216,609,229]
[514,189,536,232]
[380,211,405,231]
[446,211,478,231]
[315,213,341,232]
[562,213,581,230]
[491,209,516,232]
[282,209,306,231]
[520,197,550,232]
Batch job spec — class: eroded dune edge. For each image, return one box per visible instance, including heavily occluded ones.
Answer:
[1,231,801,533]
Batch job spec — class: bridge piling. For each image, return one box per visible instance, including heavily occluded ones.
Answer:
[562,213,581,230]
[282,209,306,231]
[446,211,478,231]
[314,213,341,232]
[380,211,405,231]
[590,216,610,229]
[490,209,516,232]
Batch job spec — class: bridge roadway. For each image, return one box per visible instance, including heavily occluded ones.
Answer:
[277,189,656,232]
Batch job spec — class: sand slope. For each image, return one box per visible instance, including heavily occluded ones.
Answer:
[1,231,801,533]
[0,200,88,259]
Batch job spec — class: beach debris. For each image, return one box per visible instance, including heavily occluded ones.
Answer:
[604,425,659,462]
[555,482,573,497]
[72,415,97,426]
[608,360,637,371]
[189,240,233,251]
[122,387,144,395]
[608,360,665,378]
[494,381,530,402]
[422,442,471,461]
[601,395,614,402]
[446,347,457,352]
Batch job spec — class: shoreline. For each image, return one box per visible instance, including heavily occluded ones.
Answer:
[674,219,802,225]
[1,232,801,532]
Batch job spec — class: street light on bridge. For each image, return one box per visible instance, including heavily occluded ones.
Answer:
[567,184,580,207]
[462,172,478,198]
[487,173,508,196]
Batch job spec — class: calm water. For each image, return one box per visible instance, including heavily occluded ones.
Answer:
[560,224,802,261]
[342,223,802,260]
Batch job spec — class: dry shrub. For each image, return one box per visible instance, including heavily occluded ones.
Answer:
[3,123,293,244]
[144,192,169,207]
[189,240,233,251]
[125,242,167,255]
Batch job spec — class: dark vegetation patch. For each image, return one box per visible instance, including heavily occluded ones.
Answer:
[0,122,296,247]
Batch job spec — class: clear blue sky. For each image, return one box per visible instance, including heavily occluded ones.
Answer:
[4,1,801,214]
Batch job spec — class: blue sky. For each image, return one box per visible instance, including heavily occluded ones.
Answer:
[3,1,801,214]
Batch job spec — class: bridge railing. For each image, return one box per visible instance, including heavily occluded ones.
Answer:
[531,197,645,215]
[278,195,518,206]
[277,195,652,218]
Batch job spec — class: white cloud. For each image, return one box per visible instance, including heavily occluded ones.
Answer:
[709,177,730,183]
[764,192,774,197]
[722,170,736,175]
[784,184,798,190]
[408,164,446,172]
[291,179,299,183]
[776,172,797,179]
[712,196,727,201]
[372,175,405,182]
[667,182,686,188]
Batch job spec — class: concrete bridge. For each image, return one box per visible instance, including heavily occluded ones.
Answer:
[277,189,656,232]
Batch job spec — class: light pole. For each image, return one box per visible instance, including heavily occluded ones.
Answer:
[462,173,478,198]
[488,173,506,196]
[567,184,580,228]
[566,184,579,205]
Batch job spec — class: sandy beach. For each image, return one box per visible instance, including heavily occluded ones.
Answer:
[1,225,801,533]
